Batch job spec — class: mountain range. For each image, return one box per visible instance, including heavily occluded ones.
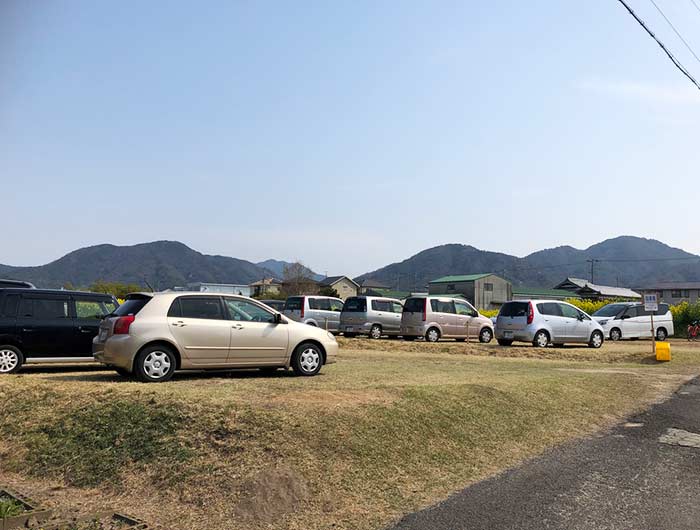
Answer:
[1,236,699,290]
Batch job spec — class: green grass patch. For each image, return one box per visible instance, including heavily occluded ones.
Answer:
[0,494,25,518]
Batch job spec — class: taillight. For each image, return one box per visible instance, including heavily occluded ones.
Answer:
[527,302,534,325]
[422,298,427,321]
[113,315,135,335]
[300,298,305,319]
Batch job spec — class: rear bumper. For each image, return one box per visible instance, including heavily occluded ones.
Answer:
[495,328,536,342]
[93,335,139,370]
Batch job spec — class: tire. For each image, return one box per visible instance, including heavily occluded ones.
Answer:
[291,342,323,376]
[497,339,513,346]
[0,345,23,374]
[532,330,550,348]
[344,333,357,338]
[479,327,493,344]
[610,328,622,341]
[589,330,604,349]
[656,328,668,341]
[114,367,132,377]
[134,345,177,383]
[369,325,382,340]
[425,327,440,343]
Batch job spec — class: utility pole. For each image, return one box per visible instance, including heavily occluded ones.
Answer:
[587,259,601,284]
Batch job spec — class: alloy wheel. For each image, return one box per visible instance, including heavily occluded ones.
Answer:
[480,328,493,343]
[0,349,19,373]
[426,329,440,342]
[299,347,320,373]
[535,332,549,348]
[370,325,382,339]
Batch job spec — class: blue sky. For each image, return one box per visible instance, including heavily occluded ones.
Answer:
[2,0,700,276]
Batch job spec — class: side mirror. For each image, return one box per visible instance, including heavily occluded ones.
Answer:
[274,313,286,324]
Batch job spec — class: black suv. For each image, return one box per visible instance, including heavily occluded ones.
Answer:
[0,288,119,374]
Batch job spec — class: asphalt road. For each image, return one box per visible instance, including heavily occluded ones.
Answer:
[391,377,700,530]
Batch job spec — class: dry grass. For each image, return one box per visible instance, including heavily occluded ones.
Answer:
[1,339,699,530]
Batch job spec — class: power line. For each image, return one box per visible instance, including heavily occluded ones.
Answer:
[616,0,700,91]
[689,0,700,16]
[648,0,700,66]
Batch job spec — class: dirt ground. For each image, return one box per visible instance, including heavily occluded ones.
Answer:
[1,338,698,530]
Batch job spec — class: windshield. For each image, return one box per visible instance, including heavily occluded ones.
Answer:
[592,304,627,318]
[342,297,366,312]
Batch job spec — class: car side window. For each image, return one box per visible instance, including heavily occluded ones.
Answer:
[19,297,69,319]
[178,297,225,320]
[224,298,275,323]
[435,300,455,314]
[537,303,562,317]
[392,302,403,313]
[372,300,391,312]
[558,304,580,319]
[75,299,117,319]
[1,294,19,318]
[454,301,477,316]
[624,306,640,318]
[329,299,344,312]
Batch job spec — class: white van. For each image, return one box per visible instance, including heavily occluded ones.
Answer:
[592,302,674,341]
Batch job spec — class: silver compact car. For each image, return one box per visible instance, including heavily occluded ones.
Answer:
[283,295,344,332]
[495,300,604,348]
[340,296,403,338]
[93,292,338,382]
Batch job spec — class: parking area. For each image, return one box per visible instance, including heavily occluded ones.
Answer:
[2,339,699,530]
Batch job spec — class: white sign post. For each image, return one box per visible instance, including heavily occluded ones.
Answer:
[644,294,659,354]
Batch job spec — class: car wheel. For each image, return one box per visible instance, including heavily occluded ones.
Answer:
[369,325,382,340]
[479,327,493,343]
[656,328,668,341]
[114,367,132,377]
[134,345,177,383]
[589,330,604,349]
[425,327,440,343]
[0,345,23,374]
[497,339,513,346]
[610,328,622,341]
[291,342,323,376]
[533,330,549,348]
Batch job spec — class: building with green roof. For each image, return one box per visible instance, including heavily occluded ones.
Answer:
[428,273,511,310]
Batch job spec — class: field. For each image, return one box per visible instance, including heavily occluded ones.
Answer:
[1,338,700,530]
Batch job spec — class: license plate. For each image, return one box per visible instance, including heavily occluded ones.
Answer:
[503,331,514,339]
[345,327,354,332]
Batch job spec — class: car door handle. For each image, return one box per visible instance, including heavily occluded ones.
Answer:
[232,324,244,330]
[78,327,94,333]
[171,321,187,327]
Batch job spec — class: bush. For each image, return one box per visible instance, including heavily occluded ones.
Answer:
[670,301,700,337]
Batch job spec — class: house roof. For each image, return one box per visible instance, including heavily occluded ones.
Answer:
[429,273,494,284]
[512,287,580,299]
[576,283,641,299]
[319,275,360,288]
[248,278,283,287]
[554,277,589,290]
[358,278,390,289]
[638,282,700,290]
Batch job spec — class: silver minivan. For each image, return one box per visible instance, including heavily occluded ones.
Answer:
[283,295,344,332]
[400,296,494,343]
[340,296,403,338]
[495,300,604,348]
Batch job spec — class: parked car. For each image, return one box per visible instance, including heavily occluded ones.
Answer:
[340,296,403,338]
[592,302,674,341]
[260,299,285,312]
[93,292,338,382]
[283,295,344,332]
[495,300,604,348]
[0,288,119,374]
[0,279,35,289]
[400,296,494,343]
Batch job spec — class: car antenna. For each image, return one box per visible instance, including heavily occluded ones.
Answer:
[143,278,155,293]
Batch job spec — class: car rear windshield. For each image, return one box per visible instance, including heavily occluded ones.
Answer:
[285,297,303,311]
[499,302,529,317]
[403,297,425,313]
[592,304,627,317]
[343,297,366,312]
[113,296,151,316]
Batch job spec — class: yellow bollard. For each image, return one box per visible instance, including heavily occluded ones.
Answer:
[656,341,671,362]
